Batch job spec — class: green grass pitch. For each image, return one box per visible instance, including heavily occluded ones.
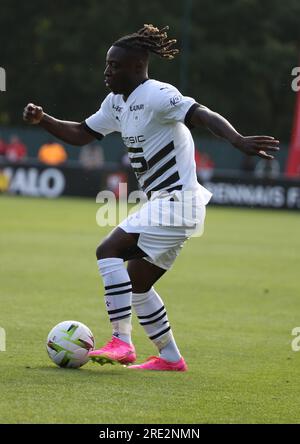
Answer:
[0,195,299,424]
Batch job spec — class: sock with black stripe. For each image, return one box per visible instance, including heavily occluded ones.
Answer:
[97,258,132,344]
[132,287,181,362]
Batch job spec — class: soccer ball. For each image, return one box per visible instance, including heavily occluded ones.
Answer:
[46,320,95,368]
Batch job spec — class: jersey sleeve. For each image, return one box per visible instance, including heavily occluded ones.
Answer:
[84,94,120,138]
[149,84,199,125]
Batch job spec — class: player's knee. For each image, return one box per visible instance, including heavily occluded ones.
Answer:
[96,242,112,259]
[96,243,103,259]
[96,239,120,259]
[131,282,153,293]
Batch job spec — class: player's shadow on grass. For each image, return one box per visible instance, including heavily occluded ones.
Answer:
[30,365,128,378]
[31,365,186,380]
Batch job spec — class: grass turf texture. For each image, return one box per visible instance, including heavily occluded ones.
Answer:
[0,195,299,424]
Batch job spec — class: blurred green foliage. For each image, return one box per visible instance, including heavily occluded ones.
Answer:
[0,0,299,141]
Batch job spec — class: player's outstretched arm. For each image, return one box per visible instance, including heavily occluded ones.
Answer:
[23,103,95,146]
[189,105,280,160]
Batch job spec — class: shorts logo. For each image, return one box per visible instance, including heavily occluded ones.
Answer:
[130,104,144,112]
[170,95,182,106]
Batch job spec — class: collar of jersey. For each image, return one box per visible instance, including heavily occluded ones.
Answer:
[121,78,149,104]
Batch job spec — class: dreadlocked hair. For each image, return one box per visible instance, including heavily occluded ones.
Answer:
[113,24,179,59]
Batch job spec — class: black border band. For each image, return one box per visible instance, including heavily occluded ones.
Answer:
[184,103,201,129]
[81,121,104,141]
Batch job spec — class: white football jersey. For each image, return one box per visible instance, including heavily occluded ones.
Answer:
[85,79,212,202]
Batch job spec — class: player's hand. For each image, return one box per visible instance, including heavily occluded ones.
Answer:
[232,135,280,160]
[23,103,44,124]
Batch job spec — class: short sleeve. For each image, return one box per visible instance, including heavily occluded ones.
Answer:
[149,83,198,125]
[84,94,120,138]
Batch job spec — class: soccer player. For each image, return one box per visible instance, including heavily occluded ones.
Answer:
[23,24,279,371]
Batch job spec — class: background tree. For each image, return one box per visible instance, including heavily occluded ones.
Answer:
[0,0,299,142]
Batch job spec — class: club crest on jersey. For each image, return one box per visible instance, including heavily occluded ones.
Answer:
[170,95,182,106]
[130,104,144,112]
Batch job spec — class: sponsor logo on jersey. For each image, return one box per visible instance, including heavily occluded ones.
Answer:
[113,104,123,113]
[170,95,182,106]
[122,135,146,145]
[130,104,144,112]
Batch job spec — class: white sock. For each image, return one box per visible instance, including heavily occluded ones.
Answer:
[97,258,132,344]
[132,287,181,362]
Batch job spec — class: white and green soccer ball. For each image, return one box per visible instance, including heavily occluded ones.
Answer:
[46,320,95,368]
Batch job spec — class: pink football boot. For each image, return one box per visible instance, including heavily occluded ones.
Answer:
[88,337,136,366]
[128,356,188,371]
